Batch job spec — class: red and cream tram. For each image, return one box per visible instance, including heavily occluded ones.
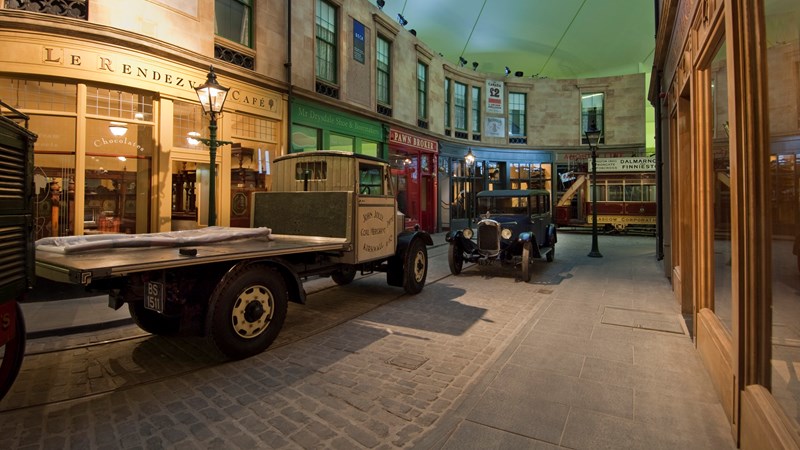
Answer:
[555,156,657,233]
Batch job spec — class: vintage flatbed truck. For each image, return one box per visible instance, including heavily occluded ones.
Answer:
[35,151,433,359]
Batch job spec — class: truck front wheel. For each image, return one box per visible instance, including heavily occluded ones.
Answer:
[403,239,428,295]
[206,265,288,360]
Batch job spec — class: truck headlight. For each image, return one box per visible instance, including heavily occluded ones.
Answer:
[463,228,474,239]
[501,228,512,240]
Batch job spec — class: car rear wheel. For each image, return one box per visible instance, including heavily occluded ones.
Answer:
[448,243,463,275]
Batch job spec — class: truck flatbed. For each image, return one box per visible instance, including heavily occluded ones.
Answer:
[36,229,349,285]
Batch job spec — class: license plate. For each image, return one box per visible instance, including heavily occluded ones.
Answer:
[144,281,165,313]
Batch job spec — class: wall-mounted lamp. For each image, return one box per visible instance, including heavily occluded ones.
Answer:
[458,57,467,68]
[397,13,408,26]
[515,71,524,77]
[109,122,128,136]
[472,61,479,71]
[377,0,385,9]
[504,67,511,76]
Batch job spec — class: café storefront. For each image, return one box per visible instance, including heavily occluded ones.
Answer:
[0,28,284,237]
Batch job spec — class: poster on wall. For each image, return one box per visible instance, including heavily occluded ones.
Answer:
[486,79,504,114]
[353,19,365,64]
[485,117,505,137]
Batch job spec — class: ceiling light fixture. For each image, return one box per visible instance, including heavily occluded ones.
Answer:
[109,122,128,136]
[515,71,524,77]
[377,0,385,9]
[472,61,479,71]
[458,57,467,68]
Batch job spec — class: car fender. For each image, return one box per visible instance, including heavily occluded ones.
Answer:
[547,224,558,245]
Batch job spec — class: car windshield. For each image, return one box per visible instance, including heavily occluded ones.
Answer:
[477,196,529,215]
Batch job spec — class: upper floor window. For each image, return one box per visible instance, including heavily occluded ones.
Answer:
[509,92,526,137]
[444,78,451,130]
[417,62,428,120]
[581,92,605,144]
[215,0,252,47]
[376,36,391,115]
[315,0,337,84]
[471,86,481,134]
[454,82,467,131]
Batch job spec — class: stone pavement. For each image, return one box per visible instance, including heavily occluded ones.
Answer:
[3,231,736,449]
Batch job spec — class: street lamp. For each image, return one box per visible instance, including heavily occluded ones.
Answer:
[585,128,603,258]
[464,148,475,222]
[193,66,231,227]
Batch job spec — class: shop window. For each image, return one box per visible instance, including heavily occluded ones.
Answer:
[0,78,77,112]
[708,40,732,332]
[173,101,204,148]
[377,35,392,116]
[581,93,605,144]
[360,140,379,158]
[230,113,277,226]
[291,124,320,152]
[215,0,252,47]
[86,87,153,122]
[766,0,800,425]
[315,0,338,94]
[330,133,353,152]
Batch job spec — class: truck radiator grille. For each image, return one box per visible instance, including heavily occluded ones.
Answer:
[0,145,25,202]
[477,222,500,253]
[0,224,26,290]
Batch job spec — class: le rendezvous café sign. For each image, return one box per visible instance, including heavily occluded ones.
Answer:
[38,45,280,117]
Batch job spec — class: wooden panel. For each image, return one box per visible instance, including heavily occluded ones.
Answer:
[741,385,800,450]
[697,308,735,424]
[252,191,352,239]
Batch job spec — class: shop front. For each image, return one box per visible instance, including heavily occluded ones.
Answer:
[0,29,284,237]
[387,127,438,232]
[290,98,385,158]
[439,142,553,231]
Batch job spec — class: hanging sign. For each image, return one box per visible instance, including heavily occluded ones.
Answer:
[353,19,366,64]
[486,79,504,114]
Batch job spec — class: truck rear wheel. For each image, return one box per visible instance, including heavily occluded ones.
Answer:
[331,265,357,285]
[129,302,181,335]
[448,243,463,275]
[206,265,287,360]
[403,239,428,295]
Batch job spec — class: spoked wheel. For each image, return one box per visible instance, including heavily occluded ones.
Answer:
[0,301,26,401]
[206,265,288,360]
[448,243,463,275]
[521,241,532,282]
[403,239,428,295]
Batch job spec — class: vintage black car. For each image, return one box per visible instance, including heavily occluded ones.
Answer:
[446,189,556,281]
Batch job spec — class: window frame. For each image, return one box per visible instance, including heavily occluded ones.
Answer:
[315,0,338,85]
[417,61,428,120]
[508,92,527,137]
[214,0,253,48]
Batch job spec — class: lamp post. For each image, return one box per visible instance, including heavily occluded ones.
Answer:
[193,66,231,227]
[585,129,603,258]
[464,148,475,224]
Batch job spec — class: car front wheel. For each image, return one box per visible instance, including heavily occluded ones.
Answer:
[448,243,463,275]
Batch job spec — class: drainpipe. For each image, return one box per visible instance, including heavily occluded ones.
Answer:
[285,0,293,154]
[653,0,664,261]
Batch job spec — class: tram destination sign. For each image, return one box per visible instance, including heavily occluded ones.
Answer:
[589,156,656,173]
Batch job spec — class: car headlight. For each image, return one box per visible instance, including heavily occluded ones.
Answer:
[501,228,513,240]
[463,228,474,239]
